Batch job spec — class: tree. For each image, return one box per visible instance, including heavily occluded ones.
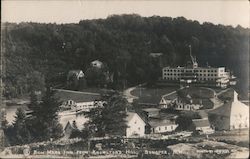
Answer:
[176,111,201,131]
[27,86,63,141]
[85,92,128,137]
[12,108,31,145]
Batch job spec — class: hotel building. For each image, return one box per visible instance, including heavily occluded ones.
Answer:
[162,47,234,88]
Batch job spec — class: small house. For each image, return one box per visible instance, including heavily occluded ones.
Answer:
[91,60,103,68]
[148,119,178,134]
[67,70,84,80]
[159,93,178,109]
[125,112,146,137]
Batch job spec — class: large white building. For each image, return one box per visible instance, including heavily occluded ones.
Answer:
[162,66,230,88]
[162,48,234,88]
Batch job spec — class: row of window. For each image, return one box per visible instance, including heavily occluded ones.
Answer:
[163,77,217,81]
[158,125,175,131]
[163,73,218,76]
[163,69,221,73]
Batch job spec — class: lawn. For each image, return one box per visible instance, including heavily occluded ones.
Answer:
[131,86,179,99]
[177,87,215,99]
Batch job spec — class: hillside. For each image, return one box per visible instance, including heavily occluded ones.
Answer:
[2,14,249,98]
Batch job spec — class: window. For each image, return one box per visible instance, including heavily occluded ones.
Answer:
[138,127,140,130]
[134,121,137,124]
[171,126,173,130]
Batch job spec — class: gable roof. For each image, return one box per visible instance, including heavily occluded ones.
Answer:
[64,121,74,131]
[67,70,84,77]
[209,90,249,118]
[192,118,210,128]
[125,112,145,125]
[148,119,176,128]
[142,108,160,113]
[55,89,101,103]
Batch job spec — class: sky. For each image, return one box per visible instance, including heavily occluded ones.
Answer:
[1,0,249,28]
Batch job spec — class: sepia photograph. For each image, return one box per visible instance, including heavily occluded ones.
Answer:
[0,0,249,158]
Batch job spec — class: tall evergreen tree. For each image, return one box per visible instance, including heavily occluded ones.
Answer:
[27,86,63,141]
[85,92,128,137]
[12,108,31,145]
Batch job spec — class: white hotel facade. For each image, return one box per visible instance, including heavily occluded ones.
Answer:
[162,65,231,88]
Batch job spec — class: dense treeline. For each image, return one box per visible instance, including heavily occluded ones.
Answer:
[2,14,249,98]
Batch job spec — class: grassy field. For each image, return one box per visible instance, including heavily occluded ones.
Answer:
[177,87,215,99]
[131,86,179,98]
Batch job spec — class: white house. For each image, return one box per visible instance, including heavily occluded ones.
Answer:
[69,100,105,112]
[159,94,178,109]
[173,103,202,111]
[125,112,146,138]
[56,89,104,112]
[67,70,84,80]
[148,119,178,134]
[91,60,103,68]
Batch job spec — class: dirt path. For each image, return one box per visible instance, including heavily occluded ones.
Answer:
[162,86,186,99]
[53,89,100,95]
[123,83,146,103]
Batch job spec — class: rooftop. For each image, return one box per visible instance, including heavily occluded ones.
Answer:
[55,89,101,103]
[192,118,210,128]
[163,66,225,69]
[142,108,161,113]
[209,90,249,117]
[148,118,176,128]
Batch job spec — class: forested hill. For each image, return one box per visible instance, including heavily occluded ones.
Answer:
[2,14,249,98]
